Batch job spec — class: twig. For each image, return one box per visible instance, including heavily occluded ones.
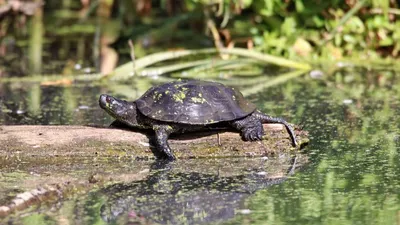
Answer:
[204,8,224,50]
[322,0,366,45]
[128,39,136,76]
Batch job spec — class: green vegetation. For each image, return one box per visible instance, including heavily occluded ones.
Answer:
[1,0,399,77]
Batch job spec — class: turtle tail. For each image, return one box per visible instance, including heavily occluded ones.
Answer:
[253,111,297,147]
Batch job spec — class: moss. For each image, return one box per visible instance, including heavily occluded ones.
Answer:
[105,148,128,156]
[172,91,186,103]
[191,97,207,103]
[205,146,220,154]
[175,145,222,158]
[152,91,163,101]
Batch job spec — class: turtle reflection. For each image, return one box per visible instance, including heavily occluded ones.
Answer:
[98,156,300,224]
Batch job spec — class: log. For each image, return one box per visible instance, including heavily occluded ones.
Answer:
[0,124,308,218]
[0,124,308,159]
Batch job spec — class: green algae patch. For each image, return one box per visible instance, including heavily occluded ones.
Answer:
[0,171,30,206]
[191,96,207,104]
[0,156,152,219]
[105,148,129,156]
[171,125,308,159]
[152,90,164,101]
[172,91,186,103]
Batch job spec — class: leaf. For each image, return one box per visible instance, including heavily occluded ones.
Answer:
[295,0,305,12]
[293,38,313,57]
[110,48,311,80]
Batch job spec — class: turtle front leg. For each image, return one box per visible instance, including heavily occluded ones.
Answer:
[230,115,265,141]
[109,120,130,128]
[153,125,176,160]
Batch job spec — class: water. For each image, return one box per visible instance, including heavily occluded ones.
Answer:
[1,67,400,224]
[0,84,105,125]
[245,68,400,225]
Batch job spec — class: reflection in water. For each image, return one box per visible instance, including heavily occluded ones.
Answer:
[0,83,107,125]
[81,156,301,225]
[100,173,281,224]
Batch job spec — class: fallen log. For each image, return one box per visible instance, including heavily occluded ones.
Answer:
[0,124,308,159]
[0,124,308,219]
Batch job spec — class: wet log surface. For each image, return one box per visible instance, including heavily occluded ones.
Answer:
[0,124,308,158]
[0,124,309,219]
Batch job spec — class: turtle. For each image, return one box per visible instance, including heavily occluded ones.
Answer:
[99,80,297,160]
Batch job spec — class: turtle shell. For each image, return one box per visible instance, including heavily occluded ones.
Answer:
[135,80,256,125]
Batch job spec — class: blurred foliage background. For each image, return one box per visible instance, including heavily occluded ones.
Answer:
[0,0,399,76]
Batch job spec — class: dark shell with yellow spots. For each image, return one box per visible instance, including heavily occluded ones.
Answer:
[135,80,256,125]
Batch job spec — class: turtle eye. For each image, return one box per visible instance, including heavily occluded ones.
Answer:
[106,96,112,103]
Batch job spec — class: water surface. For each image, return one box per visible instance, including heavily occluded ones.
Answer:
[1,67,399,224]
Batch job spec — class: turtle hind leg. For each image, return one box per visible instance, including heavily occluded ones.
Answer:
[231,115,265,141]
[152,125,176,161]
[252,110,297,147]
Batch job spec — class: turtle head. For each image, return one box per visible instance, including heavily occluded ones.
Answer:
[99,94,138,127]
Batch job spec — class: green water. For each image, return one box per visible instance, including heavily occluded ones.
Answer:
[1,67,399,224]
[229,69,400,225]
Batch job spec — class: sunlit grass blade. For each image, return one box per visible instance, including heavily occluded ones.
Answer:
[217,62,261,71]
[110,48,311,80]
[110,49,217,80]
[170,59,255,78]
[173,69,262,80]
[0,73,103,83]
[138,59,212,76]
[217,48,311,70]
[215,75,276,86]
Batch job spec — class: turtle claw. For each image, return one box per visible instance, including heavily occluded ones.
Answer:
[242,126,265,141]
